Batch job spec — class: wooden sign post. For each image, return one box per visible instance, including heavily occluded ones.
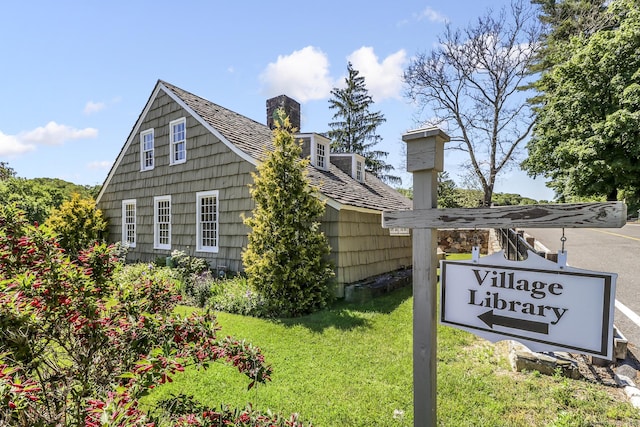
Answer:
[399,128,449,427]
[383,127,626,427]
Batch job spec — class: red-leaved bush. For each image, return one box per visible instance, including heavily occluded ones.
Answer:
[0,204,310,426]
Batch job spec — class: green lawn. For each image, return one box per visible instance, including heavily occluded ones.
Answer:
[148,285,640,426]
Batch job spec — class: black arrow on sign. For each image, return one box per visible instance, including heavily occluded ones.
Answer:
[478,310,549,335]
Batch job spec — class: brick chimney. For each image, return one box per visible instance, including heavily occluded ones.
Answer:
[266,95,301,131]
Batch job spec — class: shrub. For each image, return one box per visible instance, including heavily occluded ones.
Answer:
[242,113,334,317]
[113,263,183,294]
[43,193,107,258]
[184,270,215,308]
[169,250,212,305]
[209,276,271,317]
[0,204,311,426]
[111,240,130,263]
[170,249,209,278]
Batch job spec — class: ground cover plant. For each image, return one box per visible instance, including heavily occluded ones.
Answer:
[0,204,308,426]
[151,284,640,426]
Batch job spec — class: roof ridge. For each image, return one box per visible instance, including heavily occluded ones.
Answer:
[98,80,411,213]
[159,80,269,131]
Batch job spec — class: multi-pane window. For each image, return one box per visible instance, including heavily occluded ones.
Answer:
[140,129,154,171]
[356,160,364,182]
[122,199,136,248]
[196,190,219,252]
[170,118,186,164]
[316,142,326,169]
[154,196,171,249]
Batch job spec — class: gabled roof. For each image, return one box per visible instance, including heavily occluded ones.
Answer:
[98,80,412,213]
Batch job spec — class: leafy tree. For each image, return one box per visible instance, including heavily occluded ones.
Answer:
[530,0,612,70]
[43,193,107,257]
[0,176,95,224]
[454,188,485,208]
[398,182,464,208]
[404,0,541,206]
[328,62,400,185]
[0,162,15,181]
[242,112,334,317]
[523,0,640,201]
[0,178,55,224]
[492,192,537,206]
[395,187,413,199]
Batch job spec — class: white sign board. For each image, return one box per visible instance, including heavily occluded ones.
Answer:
[440,251,616,359]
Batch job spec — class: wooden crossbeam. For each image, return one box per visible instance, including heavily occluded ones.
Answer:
[382,202,626,230]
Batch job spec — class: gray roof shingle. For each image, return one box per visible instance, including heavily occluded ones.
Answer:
[160,80,412,212]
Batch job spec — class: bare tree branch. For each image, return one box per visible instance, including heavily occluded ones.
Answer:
[404,0,541,205]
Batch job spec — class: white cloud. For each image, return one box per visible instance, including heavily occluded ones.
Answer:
[415,7,448,23]
[0,131,35,156]
[346,47,407,101]
[260,46,334,102]
[0,122,98,157]
[83,101,106,115]
[19,121,98,146]
[86,160,111,170]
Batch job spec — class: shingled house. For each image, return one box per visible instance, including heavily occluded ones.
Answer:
[96,80,412,296]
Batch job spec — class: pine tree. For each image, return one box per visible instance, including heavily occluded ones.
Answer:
[328,62,400,185]
[242,111,334,317]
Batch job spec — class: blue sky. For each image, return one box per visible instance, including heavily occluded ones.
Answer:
[0,0,555,201]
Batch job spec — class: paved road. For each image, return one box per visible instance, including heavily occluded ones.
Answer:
[524,224,640,351]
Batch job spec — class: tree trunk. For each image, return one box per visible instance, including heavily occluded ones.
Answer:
[607,189,617,201]
[483,185,494,207]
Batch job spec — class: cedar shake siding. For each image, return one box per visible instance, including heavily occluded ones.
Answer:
[97,80,413,297]
[320,207,412,287]
[98,90,254,272]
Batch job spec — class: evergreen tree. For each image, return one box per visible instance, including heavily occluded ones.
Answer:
[328,62,400,185]
[242,111,334,317]
[531,0,612,67]
[437,172,461,208]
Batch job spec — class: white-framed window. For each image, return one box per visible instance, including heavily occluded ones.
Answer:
[298,133,330,171]
[316,141,326,169]
[154,195,171,250]
[356,159,364,182]
[196,190,219,253]
[170,118,186,165]
[121,199,136,248]
[140,129,154,171]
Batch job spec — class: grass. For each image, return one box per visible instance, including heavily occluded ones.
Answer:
[146,279,640,427]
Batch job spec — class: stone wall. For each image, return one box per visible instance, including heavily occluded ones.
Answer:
[438,229,489,254]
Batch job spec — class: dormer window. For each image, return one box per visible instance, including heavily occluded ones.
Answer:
[329,153,365,182]
[298,133,331,171]
[355,159,364,182]
[316,142,326,168]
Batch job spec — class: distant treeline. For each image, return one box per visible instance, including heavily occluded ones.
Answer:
[0,169,100,224]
